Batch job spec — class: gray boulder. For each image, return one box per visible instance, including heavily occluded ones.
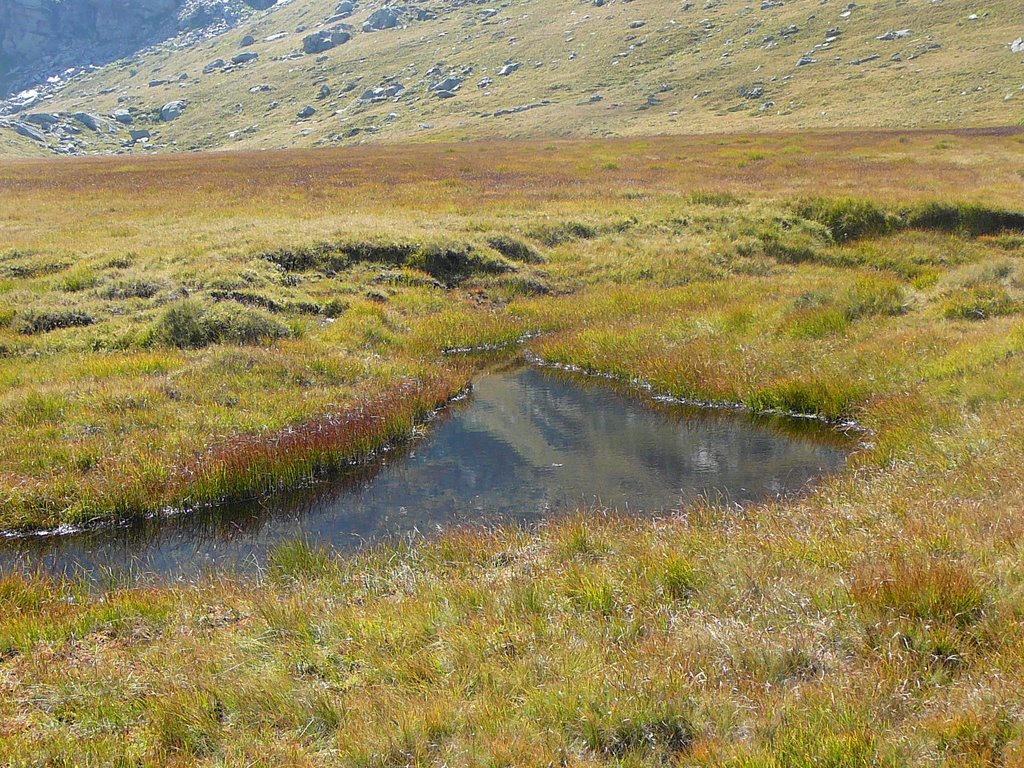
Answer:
[430,76,464,93]
[231,52,259,64]
[317,83,332,99]
[160,101,187,121]
[129,129,151,142]
[297,105,316,118]
[302,27,351,54]
[363,7,400,31]
[359,83,405,103]
[203,59,227,73]
[6,121,46,142]
[240,35,256,47]
[71,112,103,131]
[1012,38,1024,53]
[111,109,133,124]
[498,61,521,76]
[24,112,60,127]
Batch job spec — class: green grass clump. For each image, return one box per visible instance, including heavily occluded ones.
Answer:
[99,279,162,300]
[148,300,290,349]
[582,702,694,759]
[908,202,1024,237]
[942,285,1021,320]
[793,197,894,242]
[690,190,745,207]
[526,220,599,247]
[486,234,546,264]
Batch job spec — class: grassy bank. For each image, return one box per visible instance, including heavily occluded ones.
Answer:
[1,131,1024,762]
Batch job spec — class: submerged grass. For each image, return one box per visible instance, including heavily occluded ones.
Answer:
[1,132,1024,763]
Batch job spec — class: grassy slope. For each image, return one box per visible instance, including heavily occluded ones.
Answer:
[1,130,1024,762]
[6,0,1024,155]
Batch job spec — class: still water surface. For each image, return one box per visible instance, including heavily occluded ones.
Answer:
[0,367,852,580]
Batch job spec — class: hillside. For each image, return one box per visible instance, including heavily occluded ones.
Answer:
[0,0,1022,155]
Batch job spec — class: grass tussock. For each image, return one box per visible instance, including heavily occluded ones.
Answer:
[851,556,988,628]
[147,301,291,349]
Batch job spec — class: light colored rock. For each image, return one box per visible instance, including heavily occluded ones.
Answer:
[160,100,186,121]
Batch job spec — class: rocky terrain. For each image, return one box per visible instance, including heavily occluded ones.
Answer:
[0,0,1022,156]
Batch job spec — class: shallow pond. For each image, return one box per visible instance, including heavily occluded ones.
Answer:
[0,366,853,581]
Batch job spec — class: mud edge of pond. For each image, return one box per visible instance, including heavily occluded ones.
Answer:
[0,383,474,542]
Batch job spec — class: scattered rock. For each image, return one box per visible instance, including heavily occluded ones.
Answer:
[430,76,464,93]
[231,52,259,64]
[297,105,316,118]
[160,100,187,121]
[877,29,911,41]
[5,121,46,142]
[203,59,227,73]
[302,27,351,54]
[111,109,133,124]
[71,112,103,131]
[317,83,332,99]
[129,128,151,142]
[359,83,405,103]
[6,89,40,112]
[240,35,257,47]
[493,100,552,117]
[363,7,400,32]
[1012,39,1024,54]
[24,112,59,127]
[629,20,646,29]
[797,55,818,66]
[738,85,765,99]
[498,61,521,76]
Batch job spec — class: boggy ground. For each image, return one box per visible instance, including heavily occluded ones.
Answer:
[1,129,1024,764]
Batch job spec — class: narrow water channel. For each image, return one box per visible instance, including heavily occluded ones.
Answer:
[0,366,853,581]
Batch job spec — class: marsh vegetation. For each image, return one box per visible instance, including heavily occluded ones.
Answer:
[1,131,1024,763]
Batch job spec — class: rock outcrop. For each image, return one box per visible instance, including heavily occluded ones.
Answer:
[0,0,255,97]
